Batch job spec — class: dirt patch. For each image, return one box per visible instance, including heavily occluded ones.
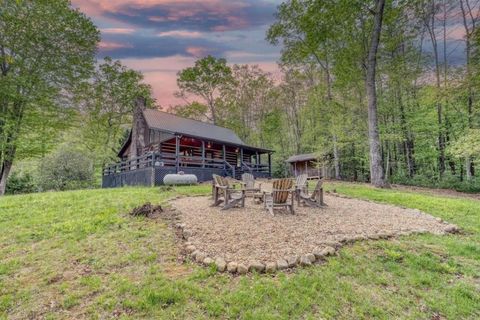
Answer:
[128,202,164,217]
[127,202,181,224]
[171,194,458,266]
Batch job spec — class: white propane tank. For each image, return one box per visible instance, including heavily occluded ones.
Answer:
[163,172,198,185]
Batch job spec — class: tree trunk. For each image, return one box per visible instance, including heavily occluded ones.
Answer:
[0,100,24,196]
[399,101,415,177]
[325,59,341,180]
[352,142,358,181]
[333,134,341,180]
[427,0,446,177]
[460,0,475,179]
[0,131,18,196]
[0,160,13,195]
[366,0,388,188]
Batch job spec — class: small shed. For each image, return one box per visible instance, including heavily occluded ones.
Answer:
[286,153,321,178]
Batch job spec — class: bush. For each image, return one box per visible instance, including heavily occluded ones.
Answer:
[37,148,94,191]
[6,171,37,195]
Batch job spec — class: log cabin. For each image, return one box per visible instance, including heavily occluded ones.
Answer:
[102,98,272,187]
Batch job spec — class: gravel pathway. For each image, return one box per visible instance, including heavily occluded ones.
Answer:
[171,194,457,266]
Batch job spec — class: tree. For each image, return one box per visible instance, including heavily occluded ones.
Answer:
[77,57,154,170]
[0,0,99,195]
[176,55,233,124]
[459,0,479,179]
[220,64,275,145]
[167,101,209,121]
[365,0,388,187]
[37,147,94,191]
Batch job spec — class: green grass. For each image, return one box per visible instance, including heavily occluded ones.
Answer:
[0,183,479,319]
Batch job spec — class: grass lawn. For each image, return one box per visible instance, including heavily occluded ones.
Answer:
[0,182,479,319]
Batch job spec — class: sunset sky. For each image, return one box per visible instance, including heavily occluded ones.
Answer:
[71,0,468,108]
[71,0,283,108]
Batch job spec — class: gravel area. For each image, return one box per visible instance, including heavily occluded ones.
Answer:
[171,193,458,268]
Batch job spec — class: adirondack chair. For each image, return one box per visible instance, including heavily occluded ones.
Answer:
[212,174,246,210]
[263,178,295,215]
[241,173,261,195]
[295,173,308,193]
[298,179,326,207]
[294,173,309,205]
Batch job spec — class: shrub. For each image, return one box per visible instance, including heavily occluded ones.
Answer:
[37,148,94,191]
[6,171,37,195]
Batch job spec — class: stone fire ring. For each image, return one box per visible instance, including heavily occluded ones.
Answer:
[170,195,459,275]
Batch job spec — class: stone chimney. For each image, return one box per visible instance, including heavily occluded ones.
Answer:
[130,96,147,160]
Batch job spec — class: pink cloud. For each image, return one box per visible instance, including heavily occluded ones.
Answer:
[72,0,245,17]
[121,55,197,72]
[121,56,197,108]
[445,24,466,41]
[212,15,249,31]
[100,27,136,34]
[157,30,204,38]
[185,46,211,58]
[98,41,133,50]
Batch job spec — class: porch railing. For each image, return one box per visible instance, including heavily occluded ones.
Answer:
[241,161,270,173]
[103,151,271,178]
[224,161,236,178]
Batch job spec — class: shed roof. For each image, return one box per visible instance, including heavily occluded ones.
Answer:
[286,153,318,163]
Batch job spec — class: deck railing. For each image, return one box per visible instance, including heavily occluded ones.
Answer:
[103,152,263,176]
[224,161,236,178]
[241,161,270,173]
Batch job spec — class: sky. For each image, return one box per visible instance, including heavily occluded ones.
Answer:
[71,0,283,108]
[70,0,470,108]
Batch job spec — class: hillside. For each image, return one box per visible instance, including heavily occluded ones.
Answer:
[0,184,479,319]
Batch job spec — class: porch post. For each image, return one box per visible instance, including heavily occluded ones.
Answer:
[268,153,271,176]
[256,151,259,171]
[258,153,261,172]
[222,145,226,169]
[240,148,243,167]
[201,140,205,168]
[175,135,180,172]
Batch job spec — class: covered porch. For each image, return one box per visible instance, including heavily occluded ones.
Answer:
[102,133,272,187]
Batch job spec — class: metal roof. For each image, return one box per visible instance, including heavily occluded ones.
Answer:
[142,109,271,152]
[286,153,318,163]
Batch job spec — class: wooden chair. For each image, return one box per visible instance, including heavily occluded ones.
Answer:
[263,178,295,216]
[294,173,308,205]
[295,173,308,192]
[241,173,261,195]
[299,179,326,207]
[212,174,246,210]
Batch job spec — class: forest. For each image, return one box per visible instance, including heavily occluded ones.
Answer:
[1,0,480,195]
